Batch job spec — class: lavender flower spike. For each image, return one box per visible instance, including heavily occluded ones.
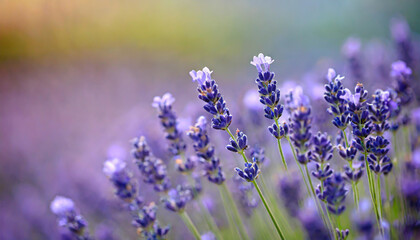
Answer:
[50,196,91,240]
[190,67,232,130]
[250,53,274,73]
[235,158,260,182]
[103,158,138,201]
[152,92,187,157]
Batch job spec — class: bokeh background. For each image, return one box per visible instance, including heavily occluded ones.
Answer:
[1,0,420,239]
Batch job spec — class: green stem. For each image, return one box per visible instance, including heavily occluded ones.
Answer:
[179,211,202,240]
[286,136,311,196]
[221,183,250,240]
[197,198,223,240]
[252,180,285,240]
[304,164,331,235]
[218,186,238,239]
[274,118,288,170]
[364,150,382,236]
[325,209,337,240]
[377,174,383,220]
[341,129,349,148]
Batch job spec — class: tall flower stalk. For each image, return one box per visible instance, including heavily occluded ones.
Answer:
[323,68,361,209]
[250,53,288,170]
[190,67,286,239]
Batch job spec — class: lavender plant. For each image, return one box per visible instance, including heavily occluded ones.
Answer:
[47,18,420,240]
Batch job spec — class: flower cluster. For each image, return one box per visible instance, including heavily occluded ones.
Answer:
[310,132,334,181]
[317,173,348,215]
[152,93,187,157]
[343,83,373,151]
[368,90,392,135]
[235,158,260,182]
[391,60,413,107]
[286,87,313,165]
[249,145,267,166]
[391,17,414,68]
[250,53,287,140]
[131,137,171,192]
[187,116,225,184]
[190,67,232,130]
[103,158,137,201]
[279,174,302,217]
[366,136,393,175]
[50,196,91,240]
[162,186,192,212]
[336,228,350,240]
[324,68,351,130]
[338,140,364,182]
[226,129,249,153]
[103,159,170,239]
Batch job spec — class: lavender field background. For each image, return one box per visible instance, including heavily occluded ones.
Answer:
[1,0,420,239]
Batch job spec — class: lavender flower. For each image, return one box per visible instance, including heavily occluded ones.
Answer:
[342,37,363,80]
[368,90,392,135]
[279,174,302,217]
[190,67,232,130]
[152,93,187,157]
[103,158,137,201]
[286,87,312,165]
[50,196,90,240]
[235,158,260,182]
[226,129,248,153]
[391,60,413,107]
[298,206,330,240]
[310,132,334,181]
[338,139,364,182]
[250,53,286,139]
[187,116,225,184]
[131,202,157,229]
[318,173,348,215]
[162,186,192,212]
[391,17,414,68]
[249,145,267,166]
[324,68,351,131]
[366,136,393,175]
[131,137,171,192]
[336,228,350,240]
[343,83,372,152]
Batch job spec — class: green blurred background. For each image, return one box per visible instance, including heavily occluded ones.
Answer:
[1,0,419,72]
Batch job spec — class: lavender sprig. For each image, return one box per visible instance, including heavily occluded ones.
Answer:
[250,53,288,169]
[131,137,171,192]
[187,116,225,185]
[103,158,170,239]
[152,93,187,157]
[50,196,91,240]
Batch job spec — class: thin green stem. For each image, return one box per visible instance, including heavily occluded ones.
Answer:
[252,180,285,240]
[304,164,330,235]
[286,136,311,196]
[364,150,382,236]
[221,183,250,240]
[341,129,349,148]
[274,118,288,170]
[218,186,238,239]
[377,174,383,219]
[197,198,223,240]
[179,211,202,240]
[326,209,337,240]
